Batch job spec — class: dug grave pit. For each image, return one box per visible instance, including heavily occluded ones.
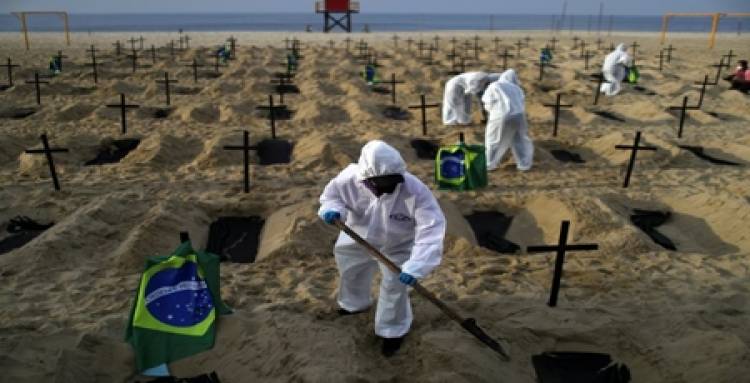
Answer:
[205,216,265,263]
[410,139,440,160]
[137,106,173,119]
[678,145,742,166]
[382,106,411,121]
[0,216,54,256]
[0,107,37,119]
[84,139,141,166]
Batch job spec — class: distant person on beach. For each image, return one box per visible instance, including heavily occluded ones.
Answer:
[482,69,534,171]
[217,41,231,64]
[600,43,632,96]
[443,71,498,125]
[727,60,749,93]
[48,55,61,75]
[318,140,446,357]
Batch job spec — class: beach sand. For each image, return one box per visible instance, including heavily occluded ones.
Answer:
[0,30,749,382]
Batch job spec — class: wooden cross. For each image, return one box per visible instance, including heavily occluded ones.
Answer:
[55,51,68,72]
[710,58,726,85]
[227,36,237,59]
[379,73,404,105]
[416,40,428,58]
[663,44,675,62]
[184,58,204,83]
[537,56,547,81]
[592,73,607,105]
[167,40,176,58]
[1,57,20,87]
[608,42,615,52]
[572,36,580,50]
[527,221,598,307]
[543,94,573,137]
[450,55,467,74]
[595,37,603,50]
[614,131,657,188]
[112,40,122,57]
[150,44,157,63]
[523,36,531,47]
[127,37,138,51]
[344,37,352,51]
[155,72,178,106]
[24,134,69,191]
[182,35,191,50]
[127,49,139,73]
[256,94,286,139]
[669,96,690,138]
[25,72,48,105]
[499,49,514,71]
[656,49,665,72]
[271,75,295,103]
[328,39,335,49]
[408,94,441,136]
[433,35,441,50]
[85,45,100,83]
[106,93,140,134]
[212,53,223,73]
[630,41,640,60]
[514,40,524,59]
[548,37,559,51]
[692,74,709,109]
[582,50,595,70]
[223,130,258,193]
[392,35,399,48]
[406,38,414,52]
[579,40,587,58]
[722,49,736,68]
[493,37,502,52]
[138,36,145,50]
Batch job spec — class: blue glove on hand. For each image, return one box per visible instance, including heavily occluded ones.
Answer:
[320,210,341,225]
[399,272,417,286]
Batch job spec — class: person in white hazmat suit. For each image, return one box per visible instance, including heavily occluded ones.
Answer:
[482,69,534,171]
[318,140,446,357]
[600,43,633,96]
[442,71,499,125]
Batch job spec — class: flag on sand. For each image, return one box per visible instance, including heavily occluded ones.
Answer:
[125,242,231,372]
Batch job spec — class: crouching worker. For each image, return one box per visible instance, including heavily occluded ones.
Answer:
[600,43,632,96]
[318,140,446,357]
[217,41,231,64]
[49,55,62,75]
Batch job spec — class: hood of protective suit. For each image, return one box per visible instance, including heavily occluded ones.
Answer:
[616,43,627,52]
[499,69,520,86]
[357,140,406,179]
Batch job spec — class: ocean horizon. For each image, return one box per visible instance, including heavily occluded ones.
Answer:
[0,13,746,33]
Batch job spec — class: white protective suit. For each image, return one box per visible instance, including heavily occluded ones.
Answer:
[318,140,446,338]
[443,71,495,125]
[482,69,534,171]
[600,43,632,96]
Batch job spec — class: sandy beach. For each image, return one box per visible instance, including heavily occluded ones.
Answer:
[1,29,749,382]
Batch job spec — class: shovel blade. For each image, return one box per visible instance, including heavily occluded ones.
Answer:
[461,318,511,361]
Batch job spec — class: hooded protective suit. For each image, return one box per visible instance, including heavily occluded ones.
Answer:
[443,71,495,125]
[482,69,534,171]
[600,43,632,96]
[319,140,446,338]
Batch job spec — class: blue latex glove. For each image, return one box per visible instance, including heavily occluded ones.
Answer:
[399,272,417,286]
[320,210,341,225]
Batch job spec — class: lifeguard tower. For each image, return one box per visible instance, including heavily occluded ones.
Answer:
[316,0,359,33]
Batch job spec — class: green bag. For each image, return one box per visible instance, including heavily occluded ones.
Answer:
[435,143,487,191]
[627,65,640,84]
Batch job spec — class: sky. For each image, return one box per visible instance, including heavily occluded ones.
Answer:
[1,0,749,15]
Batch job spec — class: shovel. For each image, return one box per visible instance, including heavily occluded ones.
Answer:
[333,220,510,361]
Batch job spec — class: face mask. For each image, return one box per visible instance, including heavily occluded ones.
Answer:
[362,174,405,197]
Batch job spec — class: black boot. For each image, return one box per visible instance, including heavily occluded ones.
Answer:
[337,308,366,316]
[381,336,404,357]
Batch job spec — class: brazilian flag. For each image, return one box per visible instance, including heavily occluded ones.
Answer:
[125,241,231,372]
[435,143,488,191]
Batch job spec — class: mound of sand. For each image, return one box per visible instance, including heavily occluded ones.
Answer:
[583,131,678,166]
[293,100,351,125]
[179,103,221,123]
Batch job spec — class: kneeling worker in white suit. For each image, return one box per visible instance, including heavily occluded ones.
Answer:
[443,71,498,125]
[600,43,633,96]
[318,140,446,357]
[482,69,534,171]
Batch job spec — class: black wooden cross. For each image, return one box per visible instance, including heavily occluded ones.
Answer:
[527,221,598,307]
[722,49,736,68]
[328,39,335,49]
[548,37,559,51]
[595,37,603,50]
[709,58,726,85]
[499,48,514,71]
[256,94,286,139]
[408,94,441,136]
[543,94,573,137]
[55,51,68,72]
[126,37,138,51]
[630,41,640,60]
[106,93,140,134]
[112,40,122,57]
[223,130,258,193]
[656,49,665,72]
[25,134,69,191]
[1,57,20,87]
[663,44,675,63]
[127,49,139,73]
[356,40,369,58]
[692,74,709,109]
[493,37,502,52]
[168,40,176,58]
[579,40,587,58]
[514,40,524,58]
[614,131,657,188]
[271,75,295,103]
[592,73,607,106]
[473,35,481,55]
[182,35,191,50]
[669,96,690,138]
[155,72,178,106]
[150,44,158,63]
[25,72,48,105]
[212,53,224,73]
[392,35,399,48]
[537,56,548,81]
[344,37,352,52]
[85,45,100,83]
[227,36,237,59]
[379,73,404,105]
[416,40,428,58]
[572,36,580,50]
[450,55,467,75]
[582,50,595,70]
[608,42,615,52]
[184,58,204,83]
[138,36,145,50]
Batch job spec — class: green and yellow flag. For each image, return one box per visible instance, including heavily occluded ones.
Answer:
[125,242,231,372]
